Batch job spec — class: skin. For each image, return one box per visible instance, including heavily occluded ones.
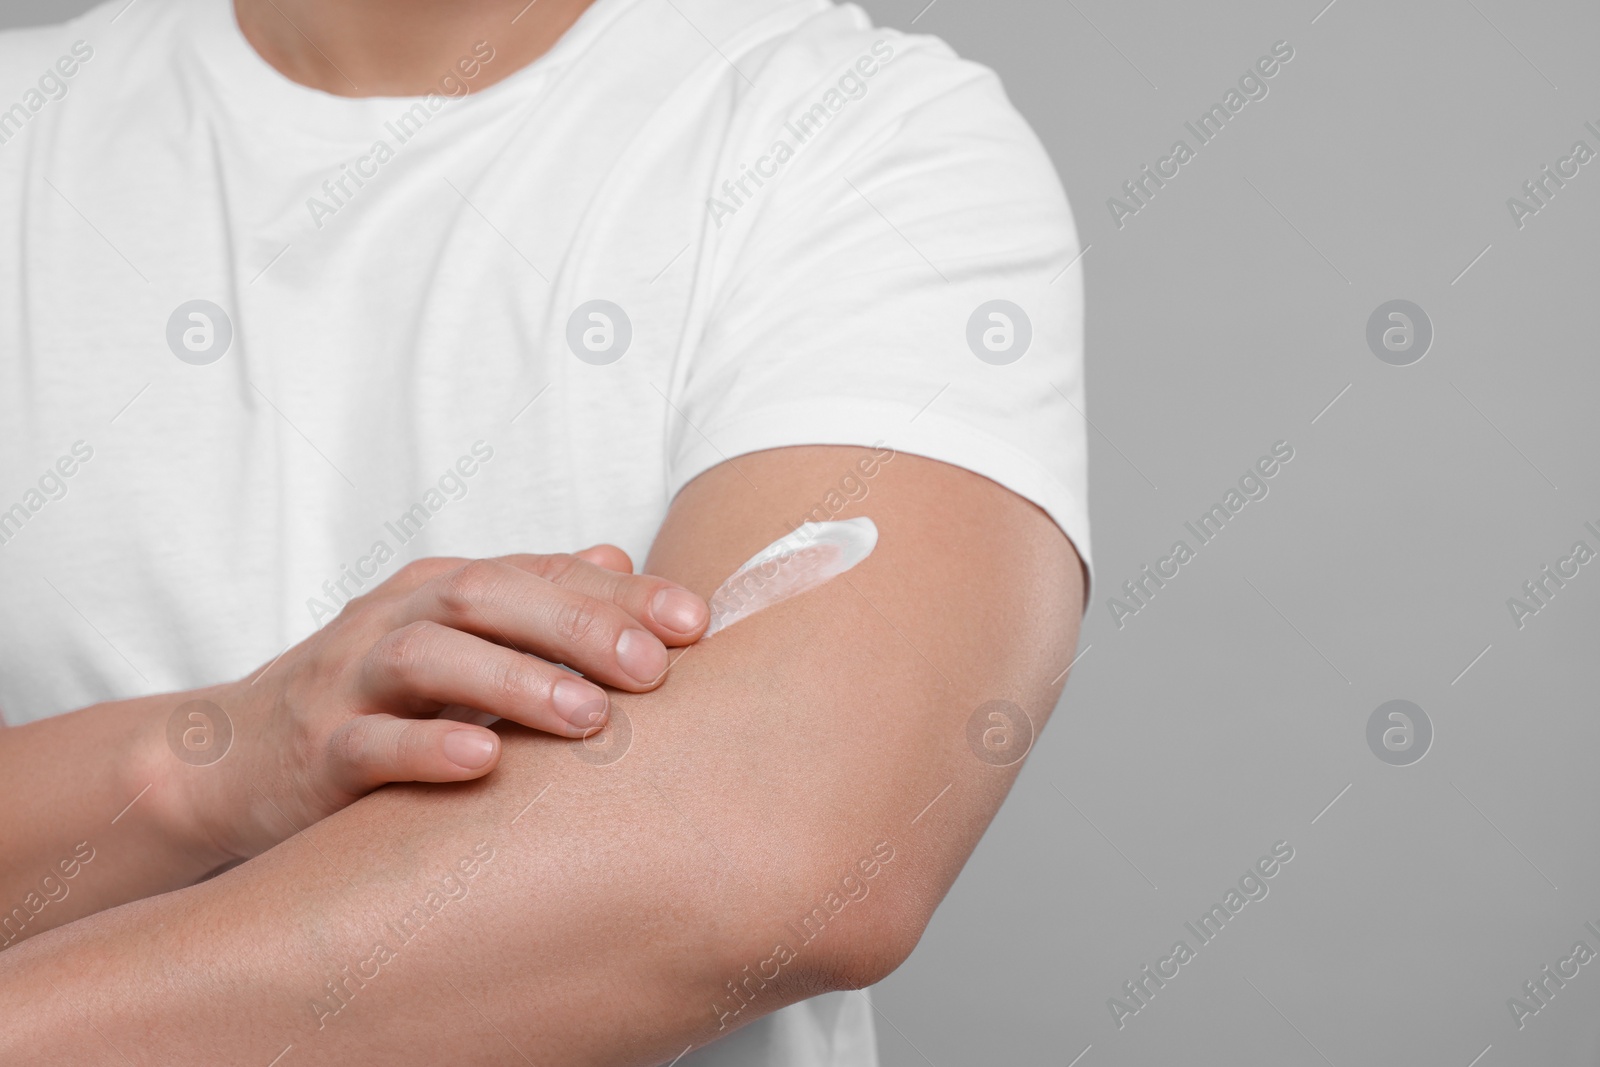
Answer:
[0,446,1083,1064]
[0,548,709,946]
[233,0,600,98]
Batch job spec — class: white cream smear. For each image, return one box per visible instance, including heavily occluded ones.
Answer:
[705,517,878,637]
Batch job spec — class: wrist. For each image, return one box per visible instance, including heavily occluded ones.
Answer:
[128,685,244,873]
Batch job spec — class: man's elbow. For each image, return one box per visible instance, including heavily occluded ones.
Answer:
[812,898,928,992]
[722,847,934,1002]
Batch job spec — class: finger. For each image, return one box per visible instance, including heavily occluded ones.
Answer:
[362,620,610,735]
[328,714,502,792]
[573,544,633,573]
[502,552,709,644]
[404,559,678,690]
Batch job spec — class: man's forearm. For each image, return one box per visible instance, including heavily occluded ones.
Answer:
[0,695,917,1064]
[0,613,965,1062]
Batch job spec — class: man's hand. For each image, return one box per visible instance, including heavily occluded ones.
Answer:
[185,546,708,863]
[0,545,707,949]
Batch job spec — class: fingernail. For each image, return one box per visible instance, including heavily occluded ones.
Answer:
[615,628,668,684]
[553,678,608,730]
[651,587,707,634]
[443,730,496,770]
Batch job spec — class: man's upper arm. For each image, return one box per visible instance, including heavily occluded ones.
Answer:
[0,446,1083,1066]
[644,443,1083,952]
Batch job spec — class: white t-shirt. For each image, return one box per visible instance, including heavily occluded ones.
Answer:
[0,0,1089,1061]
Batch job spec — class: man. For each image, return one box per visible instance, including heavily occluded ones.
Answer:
[0,0,1089,1062]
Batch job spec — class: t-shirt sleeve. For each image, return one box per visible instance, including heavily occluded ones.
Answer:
[666,26,1092,578]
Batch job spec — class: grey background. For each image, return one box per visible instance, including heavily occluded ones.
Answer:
[6,0,1599,1064]
[854,1,1600,1065]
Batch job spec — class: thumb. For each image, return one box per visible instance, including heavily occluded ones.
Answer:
[330,714,501,790]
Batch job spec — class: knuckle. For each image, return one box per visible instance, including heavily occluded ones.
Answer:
[396,557,456,587]
[373,620,438,678]
[535,553,583,584]
[552,595,610,649]
[484,655,535,713]
[437,559,499,620]
[329,721,374,773]
[394,723,434,767]
[393,559,431,585]
[373,727,409,772]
